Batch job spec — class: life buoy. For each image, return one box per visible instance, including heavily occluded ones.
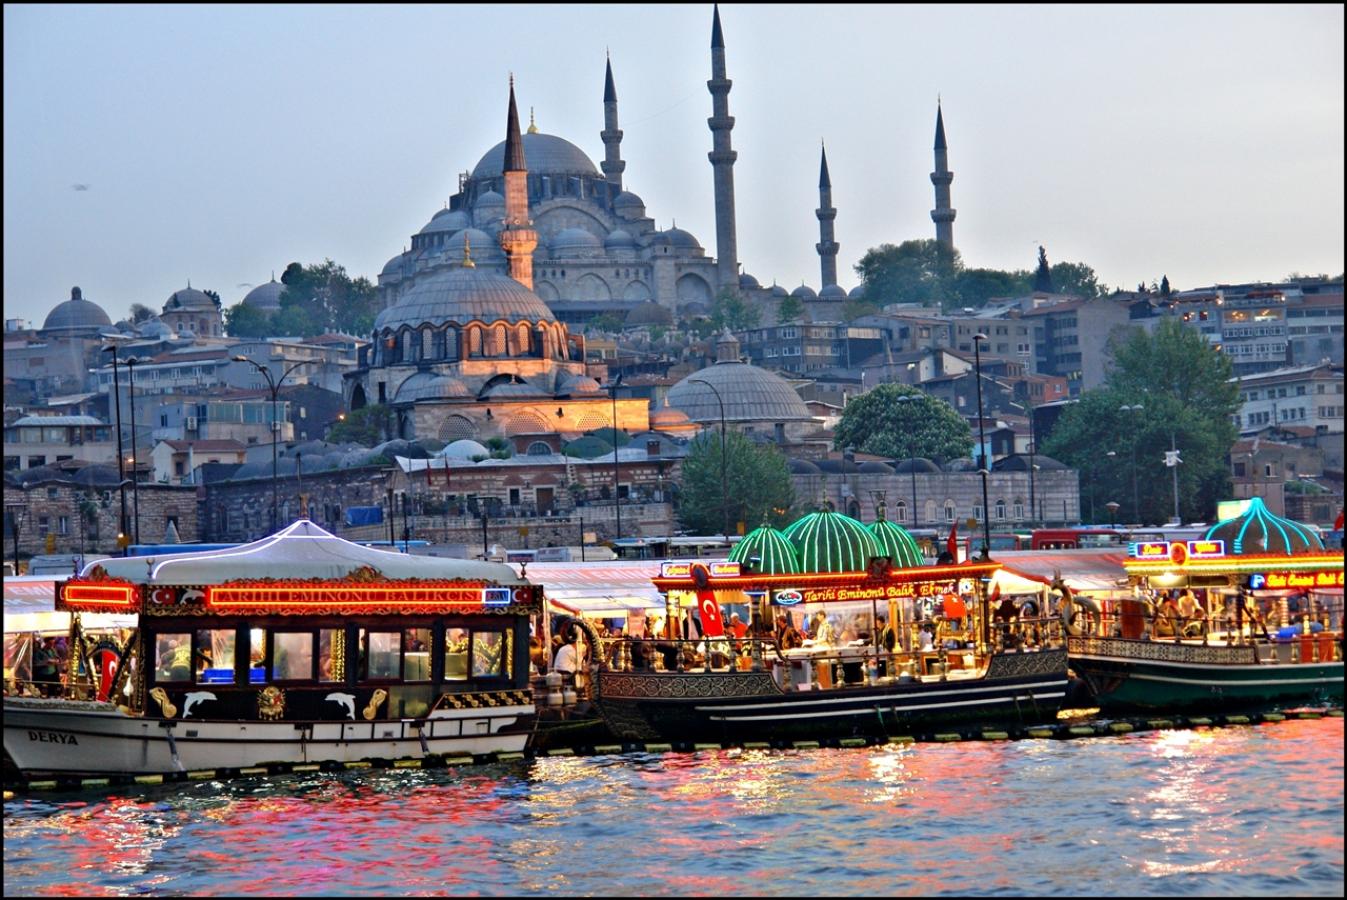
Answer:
[1057,582,1102,637]
[1015,598,1039,619]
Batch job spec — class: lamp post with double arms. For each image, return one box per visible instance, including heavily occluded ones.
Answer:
[102,342,131,553]
[972,333,992,560]
[607,374,623,541]
[233,356,308,533]
[124,356,142,546]
[894,394,920,528]
[688,378,729,541]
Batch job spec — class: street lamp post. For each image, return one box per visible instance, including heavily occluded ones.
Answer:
[1119,404,1144,523]
[124,356,141,546]
[607,374,623,541]
[233,356,307,534]
[1105,501,1120,528]
[103,342,131,554]
[688,378,729,540]
[895,394,920,528]
[972,333,992,560]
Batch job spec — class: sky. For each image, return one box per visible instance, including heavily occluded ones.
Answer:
[4,3,1343,329]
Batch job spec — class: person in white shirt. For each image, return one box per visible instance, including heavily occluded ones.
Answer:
[553,636,578,675]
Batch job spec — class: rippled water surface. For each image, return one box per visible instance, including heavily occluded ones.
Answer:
[5,717,1343,896]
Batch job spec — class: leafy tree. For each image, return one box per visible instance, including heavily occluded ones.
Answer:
[202,289,223,309]
[277,259,378,337]
[676,430,794,536]
[326,404,388,446]
[1033,246,1053,293]
[776,292,805,323]
[223,302,273,338]
[270,304,316,337]
[1106,317,1239,415]
[832,384,972,462]
[587,312,623,333]
[587,427,630,448]
[855,239,962,308]
[1159,275,1172,297]
[947,267,1032,308]
[841,297,879,321]
[128,303,156,324]
[1049,260,1103,298]
[709,287,760,331]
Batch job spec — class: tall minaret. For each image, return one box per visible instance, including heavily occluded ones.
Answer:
[930,100,956,252]
[600,53,625,193]
[499,76,538,290]
[707,4,739,291]
[815,142,839,288]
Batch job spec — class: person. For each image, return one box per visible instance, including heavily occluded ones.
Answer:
[876,615,897,654]
[1153,595,1180,639]
[552,632,578,681]
[812,611,835,646]
[728,613,748,641]
[918,623,935,652]
[33,637,59,696]
[1177,589,1205,636]
[778,615,803,651]
[529,635,547,676]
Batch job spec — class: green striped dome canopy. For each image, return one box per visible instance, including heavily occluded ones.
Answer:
[868,519,924,568]
[782,510,882,573]
[728,525,800,574]
[1202,496,1324,556]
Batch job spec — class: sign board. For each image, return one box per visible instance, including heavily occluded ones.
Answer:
[773,589,803,606]
[660,561,692,578]
[1249,571,1344,590]
[1131,541,1170,560]
[709,561,741,577]
[1185,539,1225,559]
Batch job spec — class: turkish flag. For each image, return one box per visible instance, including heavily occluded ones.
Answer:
[442,457,452,488]
[1335,508,1344,531]
[696,590,725,637]
[946,521,959,560]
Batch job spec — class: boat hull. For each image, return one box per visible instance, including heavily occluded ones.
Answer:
[3,698,534,777]
[1068,636,1345,712]
[596,649,1069,742]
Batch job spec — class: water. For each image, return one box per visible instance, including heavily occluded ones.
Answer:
[5,718,1343,896]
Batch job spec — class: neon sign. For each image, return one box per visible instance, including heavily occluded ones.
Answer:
[1131,542,1170,560]
[709,561,741,577]
[660,562,692,578]
[60,582,138,609]
[1250,571,1344,590]
[1185,540,1225,559]
[482,587,511,606]
[205,582,505,612]
[773,590,803,605]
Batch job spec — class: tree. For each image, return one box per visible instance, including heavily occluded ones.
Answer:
[676,430,794,536]
[128,303,156,324]
[586,312,623,334]
[223,302,273,338]
[841,297,879,321]
[1106,317,1239,416]
[1159,275,1172,297]
[832,384,972,462]
[1033,246,1053,293]
[202,289,223,309]
[854,239,962,308]
[1049,261,1103,299]
[776,292,805,323]
[326,404,388,446]
[709,287,760,331]
[947,267,1032,308]
[277,259,379,337]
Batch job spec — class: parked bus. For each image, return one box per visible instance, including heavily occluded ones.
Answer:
[611,535,739,561]
[1029,528,1128,550]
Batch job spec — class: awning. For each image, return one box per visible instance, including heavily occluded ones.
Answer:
[994,549,1130,596]
[509,560,664,618]
[4,577,60,615]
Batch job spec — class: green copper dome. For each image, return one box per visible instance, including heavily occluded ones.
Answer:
[868,519,924,568]
[782,510,882,573]
[1202,496,1324,556]
[729,525,800,575]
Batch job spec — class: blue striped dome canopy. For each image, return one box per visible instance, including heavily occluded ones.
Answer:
[728,525,800,575]
[782,510,882,573]
[1202,497,1324,556]
[868,519,924,568]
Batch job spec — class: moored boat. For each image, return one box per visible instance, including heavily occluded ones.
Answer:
[3,520,542,778]
[1067,499,1344,712]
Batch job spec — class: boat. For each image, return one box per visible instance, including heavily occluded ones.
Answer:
[593,510,1071,743]
[1066,498,1344,712]
[3,520,542,779]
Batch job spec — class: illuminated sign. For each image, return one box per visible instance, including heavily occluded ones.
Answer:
[482,587,511,606]
[1131,542,1170,560]
[1247,573,1266,590]
[1185,540,1225,559]
[1168,542,1189,566]
[660,562,692,578]
[1250,571,1345,590]
[773,590,803,605]
[205,582,502,612]
[798,580,955,604]
[60,582,138,609]
[709,561,741,577]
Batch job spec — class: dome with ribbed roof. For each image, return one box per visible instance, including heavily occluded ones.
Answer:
[782,509,882,573]
[165,286,215,311]
[650,404,692,429]
[604,228,636,250]
[868,518,924,568]
[374,264,555,331]
[848,285,867,300]
[819,284,848,300]
[394,372,472,403]
[440,439,490,460]
[613,191,646,216]
[739,272,760,289]
[42,287,112,332]
[791,284,817,299]
[1202,496,1325,556]
[479,377,549,400]
[419,209,471,234]
[557,373,603,395]
[667,360,813,425]
[242,278,285,311]
[770,284,789,298]
[443,228,504,262]
[472,132,599,179]
[729,524,800,575]
[549,227,603,258]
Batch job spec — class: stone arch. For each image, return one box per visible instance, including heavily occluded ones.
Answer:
[526,441,552,456]
[468,325,483,357]
[514,322,532,356]
[551,323,568,359]
[504,411,551,436]
[491,323,508,357]
[676,273,713,304]
[350,384,367,410]
[438,415,476,442]
[444,325,459,361]
[622,280,652,302]
[535,280,560,302]
[572,273,612,301]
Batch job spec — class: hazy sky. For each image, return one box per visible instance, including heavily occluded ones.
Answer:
[4,4,1343,328]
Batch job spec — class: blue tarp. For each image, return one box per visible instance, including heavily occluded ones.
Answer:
[345,506,384,527]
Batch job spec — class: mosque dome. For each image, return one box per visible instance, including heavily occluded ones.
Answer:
[612,191,646,217]
[624,301,673,328]
[818,284,848,300]
[739,272,761,289]
[649,405,693,430]
[787,458,822,474]
[665,227,702,250]
[770,284,789,298]
[868,519,924,568]
[848,285,867,300]
[549,227,604,258]
[666,360,813,425]
[471,132,600,180]
[893,457,941,474]
[444,228,504,261]
[380,254,407,281]
[373,264,555,331]
[479,377,550,400]
[440,439,490,460]
[782,509,882,573]
[1202,496,1324,556]
[604,228,637,250]
[790,284,817,300]
[42,287,112,332]
[729,524,800,575]
[557,373,603,395]
[419,209,471,234]
[394,372,473,403]
[164,286,216,311]
[475,190,506,209]
[242,278,285,311]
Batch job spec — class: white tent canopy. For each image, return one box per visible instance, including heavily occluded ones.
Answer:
[509,560,664,618]
[81,520,528,586]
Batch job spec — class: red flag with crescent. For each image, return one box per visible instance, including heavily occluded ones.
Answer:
[1336,508,1345,531]
[696,590,725,637]
[946,520,959,560]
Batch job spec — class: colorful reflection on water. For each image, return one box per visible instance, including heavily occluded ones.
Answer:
[5,718,1343,896]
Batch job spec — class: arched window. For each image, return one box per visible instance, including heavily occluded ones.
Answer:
[492,324,508,357]
[444,326,459,361]
[421,327,434,361]
[925,500,937,524]
[943,501,956,523]
[995,500,1007,520]
[516,323,532,356]
[468,326,483,358]
[1013,501,1025,520]
[402,329,416,362]
[526,441,552,456]
[894,500,907,523]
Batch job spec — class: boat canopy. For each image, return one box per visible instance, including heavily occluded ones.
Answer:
[511,560,664,617]
[80,519,528,587]
[995,549,1130,596]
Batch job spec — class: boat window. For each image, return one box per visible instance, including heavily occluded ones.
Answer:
[154,632,192,683]
[404,627,431,682]
[472,630,508,679]
[195,628,236,684]
[318,628,344,683]
[273,632,315,681]
[359,629,402,680]
[248,628,267,683]
[444,627,469,681]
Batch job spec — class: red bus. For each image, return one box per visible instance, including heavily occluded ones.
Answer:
[1029,528,1128,550]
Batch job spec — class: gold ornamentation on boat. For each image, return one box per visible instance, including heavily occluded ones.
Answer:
[257,685,286,720]
[363,688,387,720]
[148,687,178,718]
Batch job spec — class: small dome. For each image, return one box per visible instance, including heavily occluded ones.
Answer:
[612,191,646,215]
[667,361,813,425]
[242,279,285,311]
[471,132,599,180]
[564,435,616,459]
[858,461,895,474]
[164,286,215,311]
[816,459,861,474]
[381,254,407,279]
[604,228,637,250]
[848,285,867,300]
[944,458,978,472]
[770,284,789,298]
[444,227,504,261]
[819,284,848,300]
[650,405,692,428]
[42,287,112,332]
[374,264,554,331]
[479,377,549,400]
[893,457,941,474]
[782,510,882,574]
[790,284,817,299]
[1203,496,1324,556]
[739,272,761,289]
[729,525,800,575]
[666,227,701,250]
[868,519,924,568]
[475,190,506,213]
[557,373,603,395]
[788,458,822,474]
[138,319,173,338]
[440,439,490,460]
[420,209,471,234]
[624,301,673,328]
[549,227,603,258]
[394,372,472,403]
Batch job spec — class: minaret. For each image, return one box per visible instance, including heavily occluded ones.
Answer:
[707,4,739,291]
[499,76,538,290]
[600,53,625,192]
[816,142,839,288]
[930,100,956,252]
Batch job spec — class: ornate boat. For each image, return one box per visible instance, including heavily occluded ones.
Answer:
[1066,499,1344,712]
[4,521,541,778]
[593,511,1071,743]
